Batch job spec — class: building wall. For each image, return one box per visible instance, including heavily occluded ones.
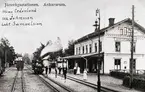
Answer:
[74,36,104,55]
[103,22,145,73]
[104,54,145,73]
[103,54,131,73]
[73,22,145,74]
[104,23,145,53]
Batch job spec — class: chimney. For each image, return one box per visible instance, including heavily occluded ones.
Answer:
[109,18,115,26]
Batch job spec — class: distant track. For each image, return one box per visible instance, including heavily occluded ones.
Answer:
[11,70,26,92]
[11,71,18,92]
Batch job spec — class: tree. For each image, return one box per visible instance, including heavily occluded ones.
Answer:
[0,38,16,67]
[64,40,75,56]
[6,46,16,66]
[22,53,31,64]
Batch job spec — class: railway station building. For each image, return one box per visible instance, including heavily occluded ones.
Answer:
[64,18,145,74]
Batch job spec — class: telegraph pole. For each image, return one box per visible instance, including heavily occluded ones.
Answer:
[93,8,101,92]
[130,5,134,88]
[98,9,101,92]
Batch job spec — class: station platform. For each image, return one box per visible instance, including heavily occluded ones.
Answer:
[66,72,140,92]
[47,69,141,92]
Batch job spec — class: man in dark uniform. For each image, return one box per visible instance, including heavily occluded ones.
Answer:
[62,60,67,82]
[54,61,58,78]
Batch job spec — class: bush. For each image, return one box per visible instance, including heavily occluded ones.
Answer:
[123,75,131,87]
[110,71,130,79]
[132,78,145,91]
[123,76,145,91]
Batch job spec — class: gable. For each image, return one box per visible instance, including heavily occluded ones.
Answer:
[106,22,145,37]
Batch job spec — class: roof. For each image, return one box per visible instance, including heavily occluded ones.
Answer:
[63,52,104,59]
[75,18,145,44]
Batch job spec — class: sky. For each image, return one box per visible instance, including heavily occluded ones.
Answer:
[0,0,145,55]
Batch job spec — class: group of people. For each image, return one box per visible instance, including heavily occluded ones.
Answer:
[43,59,87,81]
[43,59,67,82]
[74,66,87,80]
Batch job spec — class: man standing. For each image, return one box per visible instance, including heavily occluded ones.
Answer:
[48,59,51,74]
[58,63,62,74]
[48,64,51,74]
[54,61,58,78]
[62,60,67,82]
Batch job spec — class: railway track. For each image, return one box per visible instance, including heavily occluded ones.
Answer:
[39,75,75,92]
[11,70,25,92]
[26,66,74,92]
[26,65,118,92]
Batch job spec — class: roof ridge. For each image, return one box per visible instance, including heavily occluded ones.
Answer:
[75,18,145,44]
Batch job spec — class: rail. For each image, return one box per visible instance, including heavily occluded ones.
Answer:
[66,75,118,92]
[26,65,74,92]
[11,70,25,92]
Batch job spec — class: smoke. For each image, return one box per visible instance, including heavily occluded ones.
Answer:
[40,37,63,56]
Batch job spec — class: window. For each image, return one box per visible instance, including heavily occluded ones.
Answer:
[119,27,131,36]
[120,29,123,35]
[128,28,132,36]
[86,45,88,53]
[76,48,78,55]
[82,46,84,54]
[95,43,97,52]
[124,27,127,35]
[115,42,120,52]
[89,44,92,53]
[114,59,121,70]
[130,42,136,52]
[99,41,102,52]
[79,47,80,54]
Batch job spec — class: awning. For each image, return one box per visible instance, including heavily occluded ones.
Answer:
[63,52,104,59]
